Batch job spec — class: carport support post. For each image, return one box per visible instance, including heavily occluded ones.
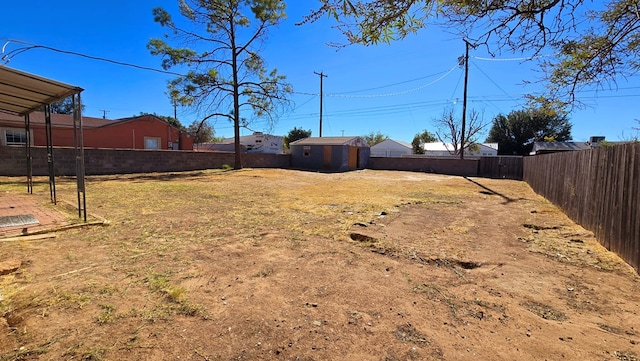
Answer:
[44,105,57,204]
[72,92,87,221]
[24,113,32,194]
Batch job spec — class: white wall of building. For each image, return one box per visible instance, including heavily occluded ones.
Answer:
[423,142,498,157]
[240,132,284,154]
[370,139,413,157]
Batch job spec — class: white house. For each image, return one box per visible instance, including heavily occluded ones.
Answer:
[370,139,413,157]
[237,132,283,154]
[423,142,498,157]
[198,132,284,154]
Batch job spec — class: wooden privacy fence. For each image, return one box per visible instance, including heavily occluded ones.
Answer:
[524,143,640,274]
[478,156,523,180]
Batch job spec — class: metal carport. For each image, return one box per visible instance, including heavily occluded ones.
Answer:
[0,65,87,221]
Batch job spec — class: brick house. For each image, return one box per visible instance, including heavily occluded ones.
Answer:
[0,112,193,150]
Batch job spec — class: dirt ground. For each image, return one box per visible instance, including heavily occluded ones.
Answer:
[1,168,639,361]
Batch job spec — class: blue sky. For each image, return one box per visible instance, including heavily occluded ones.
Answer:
[2,1,639,143]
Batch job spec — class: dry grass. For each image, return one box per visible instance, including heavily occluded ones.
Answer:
[2,169,471,319]
[47,169,475,243]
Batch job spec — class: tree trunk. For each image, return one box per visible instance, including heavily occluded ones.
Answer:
[230,18,242,170]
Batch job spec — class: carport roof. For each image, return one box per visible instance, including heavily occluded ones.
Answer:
[0,65,83,116]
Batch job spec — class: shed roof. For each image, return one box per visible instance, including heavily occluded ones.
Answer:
[532,142,591,153]
[290,136,369,147]
[0,66,83,116]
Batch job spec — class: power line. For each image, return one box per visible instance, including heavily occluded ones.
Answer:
[292,62,460,99]
[291,94,318,112]
[473,54,556,61]
[327,64,460,98]
[470,60,519,103]
[330,68,455,94]
[1,39,186,77]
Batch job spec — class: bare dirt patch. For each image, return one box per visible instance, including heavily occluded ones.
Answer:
[1,169,639,360]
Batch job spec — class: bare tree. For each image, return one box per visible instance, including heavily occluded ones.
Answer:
[623,119,640,142]
[434,108,485,156]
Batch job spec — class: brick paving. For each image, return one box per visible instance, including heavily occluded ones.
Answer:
[0,192,74,237]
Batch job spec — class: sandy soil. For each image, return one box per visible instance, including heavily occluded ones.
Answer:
[1,169,639,360]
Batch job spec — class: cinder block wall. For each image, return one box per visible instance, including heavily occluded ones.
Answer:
[0,146,291,176]
[2,147,480,177]
[369,156,479,176]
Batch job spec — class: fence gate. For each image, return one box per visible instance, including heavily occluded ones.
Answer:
[479,156,523,180]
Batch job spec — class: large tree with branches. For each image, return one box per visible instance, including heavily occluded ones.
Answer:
[149,0,292,169]
[486,108,572,155]
[303,0,640,107]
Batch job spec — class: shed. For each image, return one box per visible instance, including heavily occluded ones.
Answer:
[370,139,413,157]
[289,136,370,172]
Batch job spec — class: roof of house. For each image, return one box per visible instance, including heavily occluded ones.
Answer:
[423,142,456,152]
[1,110,111,128]
[532,142,591,153]
[370,139,412,150]
[481,143,499,151]
[289,136,369,147]
[0,111,183,131]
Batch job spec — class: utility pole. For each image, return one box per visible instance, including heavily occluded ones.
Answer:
[459,39,473,160]
[100,110,109,119]
[314,71,328,137]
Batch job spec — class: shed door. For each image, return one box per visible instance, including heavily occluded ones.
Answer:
[348,146,358,170]
[323,146,332,169]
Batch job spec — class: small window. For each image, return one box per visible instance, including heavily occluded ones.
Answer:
[5,129,27,146]
[255,139,262,143]
[303,146,311,157]
[144,137,161,149]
